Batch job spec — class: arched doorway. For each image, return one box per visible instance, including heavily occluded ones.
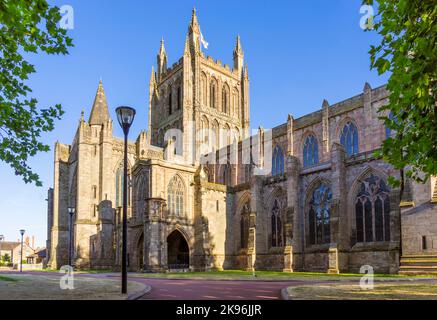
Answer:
[137,233,144,271]
[167,230,189,270]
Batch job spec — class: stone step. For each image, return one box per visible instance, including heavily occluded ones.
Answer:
[400,260,437,266]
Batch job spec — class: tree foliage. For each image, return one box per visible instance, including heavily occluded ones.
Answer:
[0,0,73,186]
[363,0,437,185]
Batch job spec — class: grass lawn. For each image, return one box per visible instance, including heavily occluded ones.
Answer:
[25,268,113,274]
[0,275,18,282]
[131,270,437,281]
[0,274,147,300]
[287,282,437,300]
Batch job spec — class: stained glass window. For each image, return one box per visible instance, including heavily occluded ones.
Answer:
[272,145,285,176]
[355,174,390,243]
[308,184,332,245]
[303,135,319,167]
[340,122,359,156]
[168,175,184,216]
[240,202,250,249]
[271,199,283,247]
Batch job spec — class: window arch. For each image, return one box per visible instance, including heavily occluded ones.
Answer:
[240,202,250,249]
[168,86,172,115]
[385,112,398,139]
[271,199,283,247]
[221,164,231,186]
[177,86,181,110]
[308,183,332,245]
[272,145,285,176]
[210,80,217,109]
[115,165,130,208]
[303,135,319,167]
[340,122,359,156]
[222,85,229,114]
[134,174,148,221]
[355,174,390,243]
[167,175,184,216]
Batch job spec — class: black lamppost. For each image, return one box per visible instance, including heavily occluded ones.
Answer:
[115,106,136,294]
[19,229,25,272]
[68,207,75,267]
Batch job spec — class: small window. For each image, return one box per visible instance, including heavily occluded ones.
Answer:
[216,200,219,212]
[177,86,182,110]
[340,122,359,156]
[422,236,427,250]
[168,89,172,115]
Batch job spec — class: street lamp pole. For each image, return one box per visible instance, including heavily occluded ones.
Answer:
[68,207,76,267]
[115,106,136,294]
[19,229,25,272]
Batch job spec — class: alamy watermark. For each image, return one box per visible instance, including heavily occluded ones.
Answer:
[359,5,375,30]
[60,5,74,30]
[359,265,374,290]
[59,265,74,290]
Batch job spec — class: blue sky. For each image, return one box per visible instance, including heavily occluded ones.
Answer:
[0,0,387,246]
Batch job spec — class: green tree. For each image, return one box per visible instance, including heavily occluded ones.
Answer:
[0,0,73,186]
[363,0,437,189]
[2,253,10,263]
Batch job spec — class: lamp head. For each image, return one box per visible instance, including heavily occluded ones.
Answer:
[68,207,76,215]
[116,106,136,134]
[20,229,25,236]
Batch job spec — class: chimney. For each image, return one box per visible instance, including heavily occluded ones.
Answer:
[25,236,30,246]
[32,236,35,249]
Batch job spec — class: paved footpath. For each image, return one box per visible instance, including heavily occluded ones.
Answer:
[135,278,306,300]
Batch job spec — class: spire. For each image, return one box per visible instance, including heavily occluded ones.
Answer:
[243,64,249,79]
[189,7,200,34]
[234,35,243,55]
[234,35,244,74]
[184,35,191,56]
[150,66,156,83]
[157,37,168,81]
[89,80,110,125]
[159,37,166,57]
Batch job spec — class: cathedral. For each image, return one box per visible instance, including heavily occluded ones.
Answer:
[46,9,437,274]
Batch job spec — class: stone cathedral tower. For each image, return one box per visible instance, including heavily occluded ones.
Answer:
[149,8,250,162]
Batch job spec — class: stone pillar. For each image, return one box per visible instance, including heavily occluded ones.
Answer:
[322,99,330,153]
[286,155,300,271]
[248,175,263,271]
[330,142,347,273]
[143,198,165,272]
[246,211,257,272]
[98,200,114,268]
[327,247,339,274]
[283,217,294,272]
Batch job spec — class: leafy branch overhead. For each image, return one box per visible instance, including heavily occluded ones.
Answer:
[0,0,73,186]
[363,0,437,184]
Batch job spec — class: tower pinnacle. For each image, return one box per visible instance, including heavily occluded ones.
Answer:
[89,80,110,125]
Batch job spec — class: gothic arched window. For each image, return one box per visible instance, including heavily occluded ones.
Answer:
[240,202,250,249]
[115,166,130,208]
[167,175,184,216]
[385,112,398,139]
[177,86,182,110]
[271,199,283,247]
[303,135,319,168]
[308,183,332,245]
[355,175,390,243]
[221,164,231,186]
[272,145,285,176]
[134,174,148,221]
[340,122,359,156]
[210,81,216,109]
[168,86,172,115]
[222,87,229,114]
